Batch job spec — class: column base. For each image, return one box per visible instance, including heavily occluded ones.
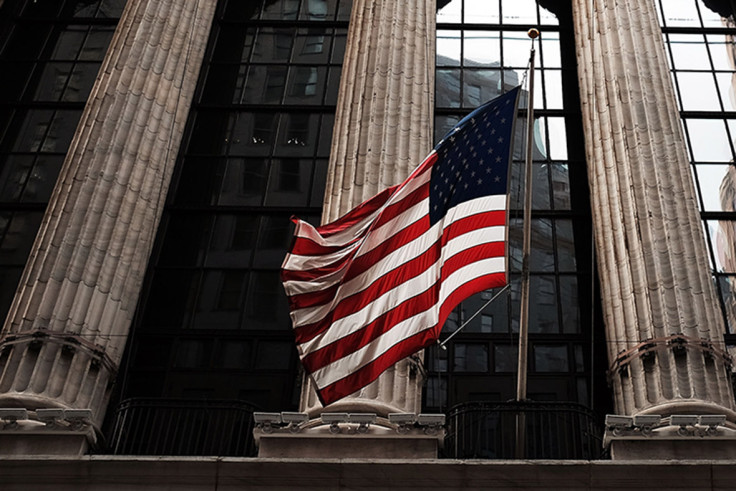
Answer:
[0,420,95,455]
[606,426,736,460]
[255,423,443,459]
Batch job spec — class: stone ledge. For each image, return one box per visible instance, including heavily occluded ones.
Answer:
[255,424,444,459]
[2,456,736,490]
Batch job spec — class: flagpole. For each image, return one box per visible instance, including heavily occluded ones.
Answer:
[515,27,539,459]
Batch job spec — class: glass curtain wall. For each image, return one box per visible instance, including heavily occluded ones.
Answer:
[0,0,127,323]
[118,0,351,411]
[657,0,736,381]
[428,0,606,412]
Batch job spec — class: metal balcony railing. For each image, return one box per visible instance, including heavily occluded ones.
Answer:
[107,398,259,457]
[444,401,603,460]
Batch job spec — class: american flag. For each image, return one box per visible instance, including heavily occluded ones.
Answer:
[281,87,521,406]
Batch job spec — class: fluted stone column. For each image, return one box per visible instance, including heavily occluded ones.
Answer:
[573,0,736,420]
[0,0,217,434]
[299,0,436,418]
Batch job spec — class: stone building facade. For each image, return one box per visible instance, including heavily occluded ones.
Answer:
[1,0,736,485]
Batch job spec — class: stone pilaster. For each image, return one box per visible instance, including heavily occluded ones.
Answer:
[0,0,217,437]
[572,0,736,419]
[299,0,436,417]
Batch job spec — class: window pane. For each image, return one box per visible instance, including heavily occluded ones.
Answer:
[0,212,44,265]
[243,66,287,104]
[707,34,734,70]
[78,27,115,61]
[174,339,212,368]
[716,73,736,112]
[62,62,101,102]
[711,220,736,273]
[0,267,22,315]
[425,375,447,408]
[555,219,577,271]
[232,112,279,156]
[676,72,720,111]
[685,119,732,161]
[544,70,563,110]
[437,30,461,67]
[252,28,294,63]
[494,345,518,372]
[534,345,568,372]
[546,117,567,160]
[143,270,199,328]
[35,63,73,101]
[550,163,571,210]
[292,28,332,63]
[501,0,537,24]
[275,113,319,156]
[454,343,489,372]
[300,0,336,21]
[437,0,461,23]
[668,34,711,69]
[285,66,326,105]
[465,0,499,24]
[694,164,734,212]
[719,275,736,334]
[255,341,293,369]
[205,214,258,268]
[265,159,312,206]
[212,26,255,62]
[261,0,299,20]
[437,69,461,108]
[530,218,555,272]
[529,275,559,333]
[503,31,535,68]
[218,158,268,206]
[12,110,54,152]
[244,271,291,330]
[560,276,581,333]
[540,33,561,68]
[51,28,86,60]
[192,270,246,329]
[254,215,292,268]
[463,69,502,107]
[464,31,500,67]
[660,0,701,27]
[42,110,82,152]
[214,340,252,369]
[158,214,211,266]
[132,337,171,368]
[0,155,34,202]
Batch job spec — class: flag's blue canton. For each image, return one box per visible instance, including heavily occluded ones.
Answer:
[429,87,520,226]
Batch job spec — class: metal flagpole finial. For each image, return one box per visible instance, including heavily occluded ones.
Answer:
[527,28,540,39]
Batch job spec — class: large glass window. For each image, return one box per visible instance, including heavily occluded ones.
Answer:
[657,1,736,357]
[0,0,126,318]
[428,0,604,412]
[120,0,350,411]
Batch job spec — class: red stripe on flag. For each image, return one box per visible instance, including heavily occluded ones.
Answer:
[315,327,439,406]
[289,233,363,256]
[316,185,396,237]
[370,182,429,231]
[301,283,438,371]
[439,272,507,324]
[287,283,339,311]
[342,215,431,284]
[443,210,506,242]
[281,253,353,283]
[440,242,506,279]
[293,243,441,344]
